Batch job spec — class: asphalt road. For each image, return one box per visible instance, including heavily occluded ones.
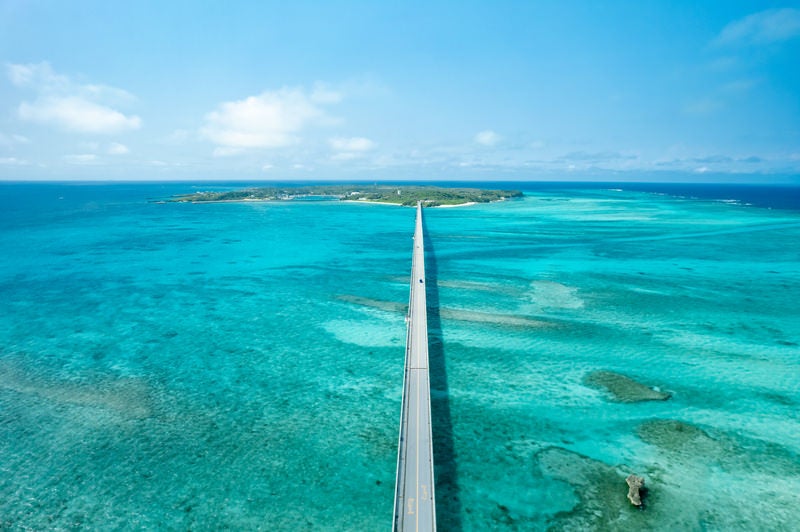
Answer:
[393,203,436,531]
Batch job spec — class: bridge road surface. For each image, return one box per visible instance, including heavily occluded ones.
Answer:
[393,202,436,532]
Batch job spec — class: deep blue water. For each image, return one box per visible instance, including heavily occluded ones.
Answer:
[512,182,800,211]
[3,181,797,221]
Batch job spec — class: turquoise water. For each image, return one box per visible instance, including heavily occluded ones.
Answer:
[1,183,798,530]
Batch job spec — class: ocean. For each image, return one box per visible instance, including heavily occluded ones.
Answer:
[1,182,798,529]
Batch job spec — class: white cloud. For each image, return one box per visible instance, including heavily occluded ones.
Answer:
[261,163,273,171]
[474,130,501,146]
[8,62,68,89]
[8,62,135,103]
[714,8,800,46]
[107,142,129,155]
[8,62,141,134]
[201,86,340,152]
[18,97,141,133]
[81,83,136,104]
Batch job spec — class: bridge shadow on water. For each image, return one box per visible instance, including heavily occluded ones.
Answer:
[422,214,463,531]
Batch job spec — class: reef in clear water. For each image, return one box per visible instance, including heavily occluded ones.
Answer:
[534,446,654,530]
[584,370,671,403]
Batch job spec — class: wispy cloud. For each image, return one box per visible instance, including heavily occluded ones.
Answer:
[0,157,29,165]
[655,153,772,172]
[557,150,638,163]
[18,97,141,133]
[721,79,757,93]
[329,136,374,152]
[708,56,739,72]
[201,85,341,154]
[714,8,800,46]
[64,153,99,165]
[107,142,129,155]
[693,154,733,164]
[474,130,501,146]
[329,136,375,159]
[684,79,756,117]
[684,98,724,115]
[0,132,31,147]
[8,62,141,134]
[163,129,191,145]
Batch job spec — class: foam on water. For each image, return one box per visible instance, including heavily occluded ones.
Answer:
[1,183,798,529]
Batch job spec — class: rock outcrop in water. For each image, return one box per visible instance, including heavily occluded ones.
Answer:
[625,474,645,506]
[534,447,652,530]
[584,370,671,403]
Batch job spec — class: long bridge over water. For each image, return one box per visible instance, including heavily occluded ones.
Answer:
[393,202,437,531]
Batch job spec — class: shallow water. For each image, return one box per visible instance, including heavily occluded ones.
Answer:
[0,183,798,529]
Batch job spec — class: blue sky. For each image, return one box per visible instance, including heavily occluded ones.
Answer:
[1,1,799,182]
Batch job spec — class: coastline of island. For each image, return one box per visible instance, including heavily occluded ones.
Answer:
[168,185,523,207]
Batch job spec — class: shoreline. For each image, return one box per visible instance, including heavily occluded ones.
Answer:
[434,201,477,208]
[180,198,485,207]
[340,199,406,207]
[169,184,522,206]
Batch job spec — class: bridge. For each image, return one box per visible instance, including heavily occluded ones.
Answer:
[393,202,436,531]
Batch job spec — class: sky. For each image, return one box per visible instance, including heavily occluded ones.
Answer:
[1,1,799,182]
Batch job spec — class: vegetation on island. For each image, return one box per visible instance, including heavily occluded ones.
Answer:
[171,184,523,206]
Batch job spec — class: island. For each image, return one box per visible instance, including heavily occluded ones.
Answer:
[170,184,523,207]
